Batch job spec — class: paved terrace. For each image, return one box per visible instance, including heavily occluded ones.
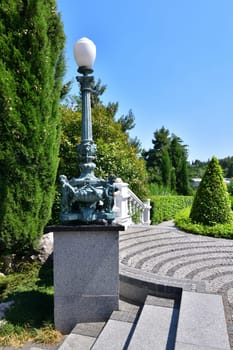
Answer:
[119,220,233,348]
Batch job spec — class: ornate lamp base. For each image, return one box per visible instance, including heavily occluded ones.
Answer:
[60,175,117,224]
[60,207,115,225]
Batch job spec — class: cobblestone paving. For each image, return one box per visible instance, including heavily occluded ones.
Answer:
[119,221,233,348]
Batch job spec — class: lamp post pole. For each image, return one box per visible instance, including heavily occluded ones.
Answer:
[59,37,116,224]
[79,72,93,142]
[76,70,97,181]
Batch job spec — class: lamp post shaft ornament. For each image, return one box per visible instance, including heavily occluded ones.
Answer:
[60,37,117,224]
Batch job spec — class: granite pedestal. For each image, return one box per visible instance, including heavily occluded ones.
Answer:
[51,224,124,334]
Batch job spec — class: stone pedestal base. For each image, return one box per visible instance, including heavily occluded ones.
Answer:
[51,224,124,334]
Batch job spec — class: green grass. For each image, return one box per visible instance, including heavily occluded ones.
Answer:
[0,260,62,347]
[175,207,233,239]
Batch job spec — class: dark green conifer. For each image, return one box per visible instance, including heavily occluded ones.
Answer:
[190,157,232,226]
[144,128,191,194]
[169,134,191,195]
[0,0,65,253]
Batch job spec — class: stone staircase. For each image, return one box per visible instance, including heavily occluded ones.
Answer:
[26,290,230,350]
[3,223,232,350]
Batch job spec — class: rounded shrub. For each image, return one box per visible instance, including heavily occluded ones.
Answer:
[190,156,232,226]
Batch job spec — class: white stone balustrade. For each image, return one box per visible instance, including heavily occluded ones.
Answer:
[114,179,151,228]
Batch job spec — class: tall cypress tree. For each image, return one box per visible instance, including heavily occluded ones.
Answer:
[160,147,171,188]
[170,135,191,195]
[0,0,65,253]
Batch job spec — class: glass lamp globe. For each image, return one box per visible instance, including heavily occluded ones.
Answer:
[74,37,96,70]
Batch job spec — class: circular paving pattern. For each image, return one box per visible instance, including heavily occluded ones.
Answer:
[119,221,233,348]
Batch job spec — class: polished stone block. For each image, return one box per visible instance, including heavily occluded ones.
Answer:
[53,225,123,334]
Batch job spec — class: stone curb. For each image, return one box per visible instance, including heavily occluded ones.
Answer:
[119,262,207,304]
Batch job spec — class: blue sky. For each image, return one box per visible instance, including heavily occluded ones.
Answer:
[57,0,233,162]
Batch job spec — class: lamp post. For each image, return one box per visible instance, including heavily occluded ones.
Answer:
[52,38,123,333]
[59,37,116,224]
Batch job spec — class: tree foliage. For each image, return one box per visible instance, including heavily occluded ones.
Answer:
[117,109,136,133]
[90,78,107,108]
[143,127,170,184]
[189,159,207,179]
[189,156,233,179]
[219,156,233,178]
[0,0,65,253]
[144,127,191,195]
[190,157,232,226]
[170,135,190,195]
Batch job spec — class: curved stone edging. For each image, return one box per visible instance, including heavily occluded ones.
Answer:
[119,263,206,304]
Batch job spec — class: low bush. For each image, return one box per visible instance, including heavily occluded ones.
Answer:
[151,195,193,224]
[175,207,233,239]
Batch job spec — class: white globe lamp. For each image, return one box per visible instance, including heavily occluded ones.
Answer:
[74,37,96,74]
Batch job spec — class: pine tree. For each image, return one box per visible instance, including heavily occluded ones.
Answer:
[170,135,191,195]
[160,147,171,187]
[0,0,65,253]
[144,127,171,184]
[190,157,232,225]
[144,127,191,194]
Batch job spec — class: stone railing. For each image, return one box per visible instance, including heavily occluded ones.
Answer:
[114,179,151,228]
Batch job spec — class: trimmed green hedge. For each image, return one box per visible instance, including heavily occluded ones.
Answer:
[175,207,233,239]
[151,195,193,224]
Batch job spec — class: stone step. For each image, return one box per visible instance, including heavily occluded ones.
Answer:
[57,322,105,350]
[29,346,60,350]
[91,300,141,350]
[27,346,60,350]
[28,291,230,350]
[91,319,134,350]
[175,291,230,350]
[127,295,179,350]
